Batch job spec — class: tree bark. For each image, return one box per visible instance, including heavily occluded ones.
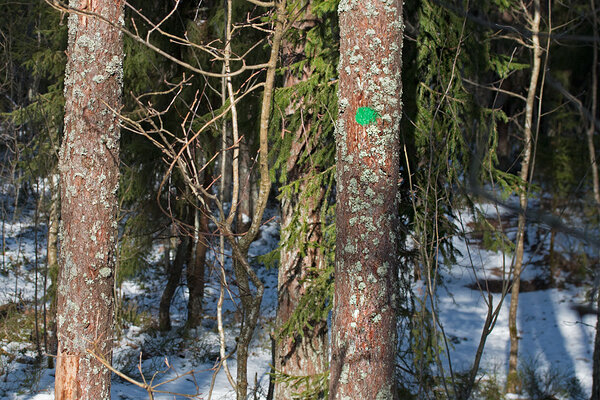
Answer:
[275,180,328,399]
[54,1,124,399]
[329,0,403,397]
[274,8,328,398]
[237,135,253,235]
[186,168,212,328]
[506,0,542,393]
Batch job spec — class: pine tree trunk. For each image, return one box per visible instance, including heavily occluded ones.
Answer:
[55,1,124,398]
[329,0,403,397]
[274,9,328,397]
[507,0,542,393]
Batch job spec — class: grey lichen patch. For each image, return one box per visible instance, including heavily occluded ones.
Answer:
[350,196,370,213]
[344,242,357,254]
[92,75,106,84]
[364,1,380,17]
[339,97,350,112]
[348,46,364,65]
[369,37,382,51]
[105,55,122,76]
[369,63,381,75]
[338,0,359,13]
[348,178,358,194]
[377,262,389,277]
[340,364,350,384]
[376,385,393,400]
[99,267,111,278]
[75,33,99,55]
[358,281,366,291]
[372,313,382,323]
[360,168,379,184]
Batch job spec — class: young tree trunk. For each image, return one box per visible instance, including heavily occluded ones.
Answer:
[46,173,59,368]
[159,231,190,331]
[587,0,600,209]
[237,135,253,234]
[222,0,287,397]
[506,0,542,393]
[329,0,403,397]
[589,2,600,399]
[274,9,328,398]
[54,1,124,399]
[186,168,212,328]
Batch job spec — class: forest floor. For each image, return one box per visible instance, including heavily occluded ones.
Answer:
[0,190,596,399]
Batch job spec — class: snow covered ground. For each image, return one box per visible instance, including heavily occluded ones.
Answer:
[0,194,597,399]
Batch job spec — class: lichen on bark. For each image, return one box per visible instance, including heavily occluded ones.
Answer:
[54,1,124,399]
[329,0,404,398]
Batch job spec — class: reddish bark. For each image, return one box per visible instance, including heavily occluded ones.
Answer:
[55,1,124,399]
[329,0,403,398]
[274,9,329,399]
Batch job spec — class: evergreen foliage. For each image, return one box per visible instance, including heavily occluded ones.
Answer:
[270,0,339,338]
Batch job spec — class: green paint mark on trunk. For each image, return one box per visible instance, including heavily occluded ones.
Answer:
[355,107,379,126]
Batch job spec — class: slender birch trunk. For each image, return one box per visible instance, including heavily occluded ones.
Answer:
[506,0,542,393]
[588,1,600,399]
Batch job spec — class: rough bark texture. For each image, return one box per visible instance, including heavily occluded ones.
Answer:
[329,0,403,397]
[274,11,328,398]
[54,1,124,399]
[507,0,541,393]
[275,182,327,399]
